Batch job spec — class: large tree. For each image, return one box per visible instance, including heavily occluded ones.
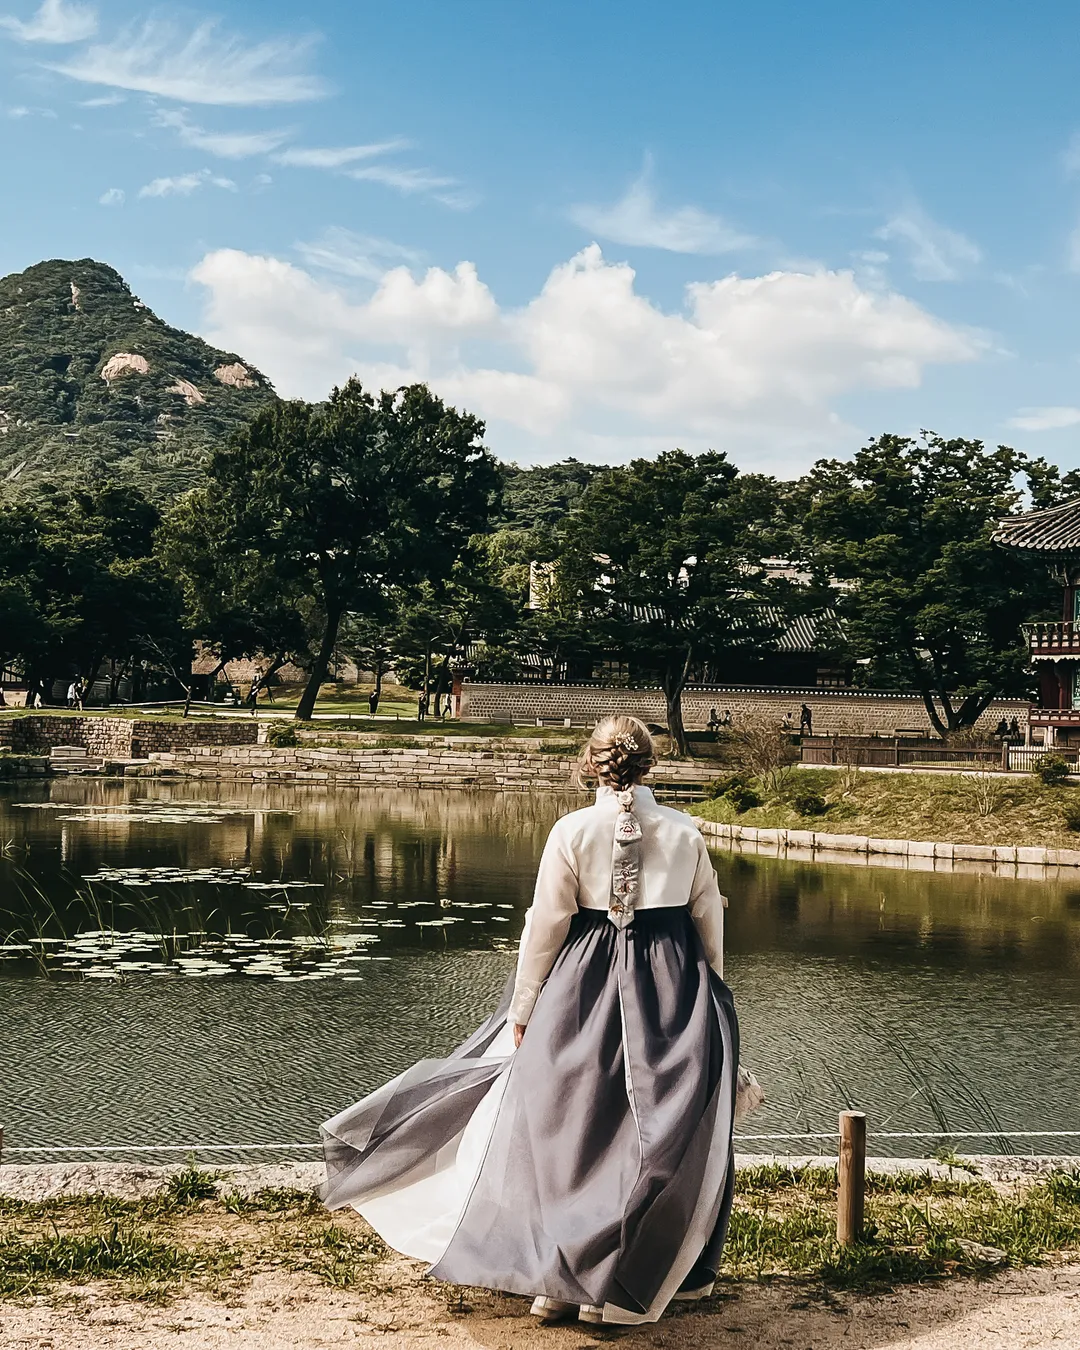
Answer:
[0,486,182,699]
[180,380,499,720]
[561,450,783,754]
[160,490,317,695]
[796,433,1057,736]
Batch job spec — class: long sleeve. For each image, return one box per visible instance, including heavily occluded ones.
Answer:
[688,835,727,978]
[509,824,579,1025]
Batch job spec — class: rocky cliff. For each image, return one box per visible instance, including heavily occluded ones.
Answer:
[0,258,275,499]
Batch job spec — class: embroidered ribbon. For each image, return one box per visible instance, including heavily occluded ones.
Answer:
[609,787,642,930]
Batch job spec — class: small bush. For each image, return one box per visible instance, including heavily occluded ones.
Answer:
[704,773,762,813]
[1034,753,1073,786]
[792,790,829,817]
[267,722,299,748]
[1064,801,1080,833]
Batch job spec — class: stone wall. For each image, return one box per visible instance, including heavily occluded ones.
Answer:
[131,744,712,793]
[460,683,1033,736]
[0,716,259,759]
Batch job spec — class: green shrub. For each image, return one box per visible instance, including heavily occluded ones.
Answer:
[793,790,829,817]
[267,722,299,748]
[704,772,762,813]
[1034,753,1073,786]
[1063,800,1080,832]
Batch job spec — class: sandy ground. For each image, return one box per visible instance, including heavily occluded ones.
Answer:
[2,1260,1079,1350]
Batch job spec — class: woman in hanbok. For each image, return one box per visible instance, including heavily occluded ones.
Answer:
[322,715,750,1326]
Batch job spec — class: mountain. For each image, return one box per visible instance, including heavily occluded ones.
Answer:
[0,258,276,500]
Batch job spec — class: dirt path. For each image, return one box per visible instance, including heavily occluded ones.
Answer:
[3,1260,1079,1350]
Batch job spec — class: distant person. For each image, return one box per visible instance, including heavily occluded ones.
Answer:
[994,718,1009,740]
[780,711,794,732]
[417,693,428,722]
[74,679,85,711]
[67,679,79,709]
[368,689,380,716]
[1009,717,1021,742]
[799,703,813,736]
[247,678,261,715]
[721,709,732,728]
[707,706,720,732]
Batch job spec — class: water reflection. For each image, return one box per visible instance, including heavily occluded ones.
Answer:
[1,780,1079,1156]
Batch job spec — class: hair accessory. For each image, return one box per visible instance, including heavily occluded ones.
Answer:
[613,733,639,752]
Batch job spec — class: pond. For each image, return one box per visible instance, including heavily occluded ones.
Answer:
[1,779,1078,1160]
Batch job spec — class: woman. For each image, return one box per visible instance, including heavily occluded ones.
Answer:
[322,715,742,1326]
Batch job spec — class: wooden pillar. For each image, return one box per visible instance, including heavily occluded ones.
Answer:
[837,1111,866,1245]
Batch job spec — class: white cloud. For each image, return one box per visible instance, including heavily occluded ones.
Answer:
[190,244,983,469]
[98,185,123,205]
[876,204,982,281]
[0,0,96,43]
[79,91,123,106]
[6,104,30,116]
[138,168,236,198]
[271,138,466,205]
[155,108,290,159]
[570,173,757,254]
[295,227,425,281]
[272,139,410,169]
[1007,406,1080,432]
[344,162,468,207]
[49,17,326,105]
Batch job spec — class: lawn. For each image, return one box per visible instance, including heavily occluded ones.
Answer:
[690,766,1080,849]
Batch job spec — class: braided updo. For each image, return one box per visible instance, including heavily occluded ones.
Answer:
[578,715,655,791]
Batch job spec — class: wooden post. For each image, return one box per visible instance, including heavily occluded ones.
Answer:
[1001,739,1010,771]
[837,1110,866,1245]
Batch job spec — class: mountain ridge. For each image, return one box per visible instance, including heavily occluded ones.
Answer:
[0,258,276,500]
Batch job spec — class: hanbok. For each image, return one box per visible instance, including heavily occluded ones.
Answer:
[322,785,741,1325]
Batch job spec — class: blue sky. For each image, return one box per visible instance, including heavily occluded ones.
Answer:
[3,0,1080,475]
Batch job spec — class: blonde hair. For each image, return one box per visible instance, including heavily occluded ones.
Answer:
[577,715,655,791]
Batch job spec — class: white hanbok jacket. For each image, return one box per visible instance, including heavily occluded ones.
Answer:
[509,785,727,1025]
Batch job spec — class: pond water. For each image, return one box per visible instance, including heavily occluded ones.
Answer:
[1,779,1079,1159]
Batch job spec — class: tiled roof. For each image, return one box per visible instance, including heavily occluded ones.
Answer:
[992,496,1080,552]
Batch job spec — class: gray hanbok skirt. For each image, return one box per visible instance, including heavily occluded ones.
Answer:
[322,906,739,1324]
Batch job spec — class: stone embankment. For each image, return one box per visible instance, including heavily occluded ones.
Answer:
[0,715,258,759]
[697,818,1080,869]
[128,741,710,792]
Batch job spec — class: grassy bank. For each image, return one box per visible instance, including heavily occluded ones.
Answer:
[690,767,1080,849]
[2,1165,1079,1304]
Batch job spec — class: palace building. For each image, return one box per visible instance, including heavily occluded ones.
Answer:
[994,496,1080,746]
